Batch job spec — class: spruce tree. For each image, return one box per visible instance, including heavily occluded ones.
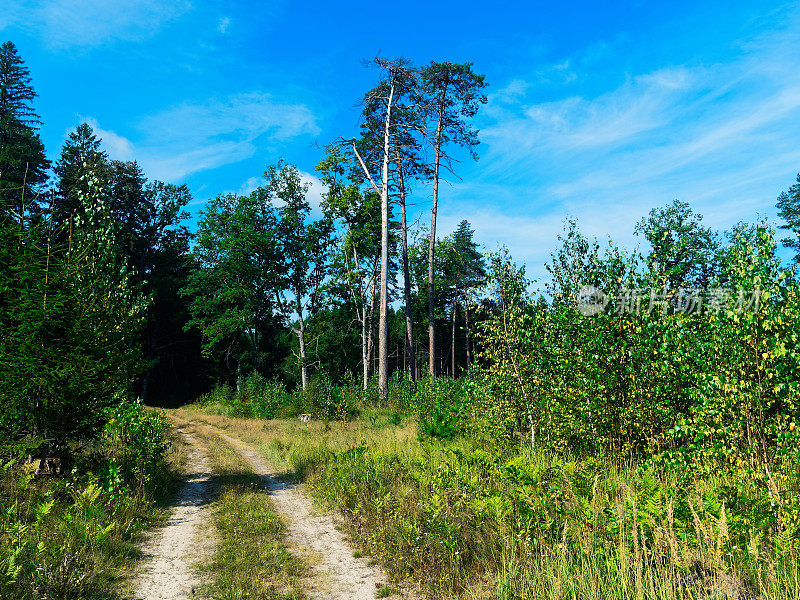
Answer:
[52,123,109,229]
[777,173,800,263]
[0,41,48,221]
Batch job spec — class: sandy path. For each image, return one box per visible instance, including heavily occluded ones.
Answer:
[213,429,418,600]
[133,430,215,600]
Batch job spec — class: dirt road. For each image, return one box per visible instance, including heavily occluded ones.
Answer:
[133,417,413,600]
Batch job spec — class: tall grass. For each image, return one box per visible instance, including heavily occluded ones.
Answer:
[187,424,307,600]
[176,407,800,600]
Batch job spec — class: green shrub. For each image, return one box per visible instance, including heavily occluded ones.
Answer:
[413,377,467,440]
[103,399,170,495]
[196,373,294,419]
[295,374,356,421]
[0,399,176,600]
[386,372,415,409]
[238,372,293,419]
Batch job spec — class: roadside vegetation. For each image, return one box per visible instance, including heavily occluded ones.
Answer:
[183,364,800,600]
[179,186,800,600]
[0,41,192,599]
[0,402,179,599]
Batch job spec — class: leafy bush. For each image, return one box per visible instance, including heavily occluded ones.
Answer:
[0,400,176,600]
[469,225,800,468]
[295,374,356,421]
[196,373,293,419]
[103,399,170,495]
[413,376,467,440]
[386,372,415,409]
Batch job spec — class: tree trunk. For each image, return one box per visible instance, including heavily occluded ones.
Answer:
[428,88,446,377]
[464,289,472,371]
[378,78,395,397]
[296,296,308,389]
[365,281,377,387]
[297,320,308,390]
[361,306,369,390]
[395,150,416,381]
[451,300,457,378]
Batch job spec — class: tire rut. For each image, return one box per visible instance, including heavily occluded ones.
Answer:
[212,428,420,600]
[132,430,215,600]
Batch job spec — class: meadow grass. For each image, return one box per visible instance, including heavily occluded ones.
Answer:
[173,407,800,600]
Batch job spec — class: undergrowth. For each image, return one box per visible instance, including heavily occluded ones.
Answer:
[176,407,800,600]
[0,400,180,599]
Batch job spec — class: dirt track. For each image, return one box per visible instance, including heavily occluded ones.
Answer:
[133,430,215,600]
[133,418,416,600]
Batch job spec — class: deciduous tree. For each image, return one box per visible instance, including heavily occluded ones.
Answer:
[269,162,333,390]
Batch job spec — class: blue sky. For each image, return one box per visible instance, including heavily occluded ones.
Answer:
[3,0,800,281]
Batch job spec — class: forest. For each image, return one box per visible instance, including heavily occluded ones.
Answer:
[1,38,799,600]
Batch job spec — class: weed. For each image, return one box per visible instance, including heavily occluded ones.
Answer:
[173,407,800,600]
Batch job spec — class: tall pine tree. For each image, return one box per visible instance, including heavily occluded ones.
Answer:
[0,41,48,221]
[420,61,487,375]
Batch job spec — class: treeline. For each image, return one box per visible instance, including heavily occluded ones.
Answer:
[0,45,495,459]
[0,42,183,598]
[3,36,800,468]
[0,40,211,467]
[469,201,800,468]
[183,57,491,395]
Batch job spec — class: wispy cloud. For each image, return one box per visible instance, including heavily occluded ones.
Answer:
[217,16,231,34]
[79,92,319,183]
[3,0,191,48]
[461,12,800,280]
[484,66,697,159]
[139,93,319,146]
[77,116,135,161]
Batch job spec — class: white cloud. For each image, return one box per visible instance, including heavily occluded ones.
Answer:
[485,66,696,156]
[238,176,263,197]
[133,93,318,181]
[299,170,326,216]
[445,16,800,282]
[139,93,319,146]
[75,92,319,184]
[4,0,191,49]
[217,16,230,34]
[145,141,256,183]
[79,116,135,161]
